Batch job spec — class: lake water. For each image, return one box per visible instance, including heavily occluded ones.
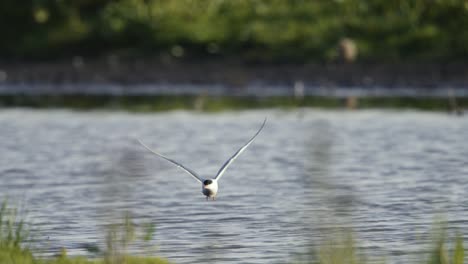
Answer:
[0,109,467,263]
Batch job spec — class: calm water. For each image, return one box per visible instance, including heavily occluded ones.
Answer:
[0,109,467,263]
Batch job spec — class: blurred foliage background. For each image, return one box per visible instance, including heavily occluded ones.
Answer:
[1,0,468,62]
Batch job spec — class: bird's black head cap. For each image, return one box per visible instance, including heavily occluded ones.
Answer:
[203,179,213,185]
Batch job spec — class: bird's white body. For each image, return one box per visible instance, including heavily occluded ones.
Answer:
[202,179,218,200]
[138,118,266,200]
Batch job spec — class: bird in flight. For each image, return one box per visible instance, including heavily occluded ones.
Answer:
[138,118,266,200]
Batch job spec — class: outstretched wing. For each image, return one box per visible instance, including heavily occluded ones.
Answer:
[138,139,203,183]
[215,118,266,181]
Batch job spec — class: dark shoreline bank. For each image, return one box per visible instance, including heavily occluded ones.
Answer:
[1,59,467,112]
[1,59,468,88]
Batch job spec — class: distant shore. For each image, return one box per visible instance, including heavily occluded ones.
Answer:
[0,59,467,112]
[0,94,466,113]
[1,59,468,90]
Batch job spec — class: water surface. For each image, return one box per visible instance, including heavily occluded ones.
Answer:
[0,109,467,263]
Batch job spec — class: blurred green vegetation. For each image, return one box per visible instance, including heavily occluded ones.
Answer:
[0,200,169,264]
[296,227,465,264]
[0,94,467,112]
[1,0,468,62]
[1,200,466,264]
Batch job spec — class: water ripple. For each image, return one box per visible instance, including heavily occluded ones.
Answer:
[0,109,467,263]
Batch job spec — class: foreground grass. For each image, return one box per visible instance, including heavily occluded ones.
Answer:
[0,94,467,112]
[0,250,169,264]
[297,229,465,264]
[1,201,465,264]
[0,201,169,264]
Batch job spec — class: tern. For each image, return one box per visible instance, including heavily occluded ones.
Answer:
[138,118,266,200]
